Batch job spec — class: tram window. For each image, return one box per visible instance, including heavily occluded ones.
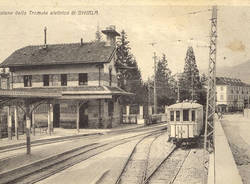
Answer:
[183,110,189,121]
[176,111,180,121]
[170,111,174,121]
[192,110,195,121]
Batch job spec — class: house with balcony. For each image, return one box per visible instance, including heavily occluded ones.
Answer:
[216,77,250,112]
[0,25,131,129]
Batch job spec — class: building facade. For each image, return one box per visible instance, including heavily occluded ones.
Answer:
[216,77,250,112]
[0,25,130,129]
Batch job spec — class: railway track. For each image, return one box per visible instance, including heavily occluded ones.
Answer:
[115,132,193,184]
[0,123,166,154]
[143,147,192,184]
[115,131,164,184]
[0,128,165,184]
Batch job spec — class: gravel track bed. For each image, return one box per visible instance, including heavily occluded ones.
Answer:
[147,148,190,184]
[118,133,163,184]
[144,132,174,179]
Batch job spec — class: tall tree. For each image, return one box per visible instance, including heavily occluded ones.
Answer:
[155,54,176,108]
[116,30,146,105]
[179,46,202,102]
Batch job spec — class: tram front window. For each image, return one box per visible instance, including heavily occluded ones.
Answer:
[170,111,174,121]
[192,110,195,121]
[176,111,180,121]
[183,110,189,121]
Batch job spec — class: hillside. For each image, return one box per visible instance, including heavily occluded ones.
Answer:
[198,61,250,84]
[215,61,250,84]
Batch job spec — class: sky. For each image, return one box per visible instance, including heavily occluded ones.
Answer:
[0,0,250,80]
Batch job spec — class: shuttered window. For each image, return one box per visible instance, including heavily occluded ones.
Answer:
[61,74,67,86]
[79,73,88,85]
[43,75,49,86]
[24,75,32,87]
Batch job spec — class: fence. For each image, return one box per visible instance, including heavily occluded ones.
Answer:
[122,114,138,124]
[147,113,167,124]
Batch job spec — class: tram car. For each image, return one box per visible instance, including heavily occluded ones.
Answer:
[167,101,203,145]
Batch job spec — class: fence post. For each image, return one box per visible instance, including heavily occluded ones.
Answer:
[7,106,12,140]
[139,106,143,119]
[148,105,152,115]
[32,110,35,136]
[76,102,80,133]
[165,105,168,114]
[14,106,19,140]
[48,104,52,135]
[126,105,130,123]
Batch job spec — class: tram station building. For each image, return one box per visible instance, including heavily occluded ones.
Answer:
[216,77,250,112]
[0,25,131,130]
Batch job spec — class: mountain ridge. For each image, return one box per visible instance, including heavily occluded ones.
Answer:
[216,60,250,84]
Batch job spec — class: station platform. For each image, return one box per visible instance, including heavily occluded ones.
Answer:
[208,115,244,184]
[0,123,145,150]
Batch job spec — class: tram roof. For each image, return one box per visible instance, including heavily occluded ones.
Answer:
[167,102,202,109]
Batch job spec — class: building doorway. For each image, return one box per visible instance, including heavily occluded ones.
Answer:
[79,103,88,128]
[53,104,60,127]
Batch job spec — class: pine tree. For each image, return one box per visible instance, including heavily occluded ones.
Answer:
[179,46,202,102]
[155,54,176,108]
[116,30,146,105]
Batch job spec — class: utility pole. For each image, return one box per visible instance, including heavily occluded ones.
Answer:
[153,52,157,114]
[147,78,151,115]
[191,72,194,101]
[149,42,157,114]
[177,81,180,102]
[203,5,217,184]
[175,72,180,102]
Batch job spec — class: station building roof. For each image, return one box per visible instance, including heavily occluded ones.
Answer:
[216,77,247,86]
[0,42,115,68]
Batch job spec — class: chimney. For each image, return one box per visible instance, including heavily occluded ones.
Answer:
[101,25,120,47]
[44,26,47,48]
[80,38,83,46]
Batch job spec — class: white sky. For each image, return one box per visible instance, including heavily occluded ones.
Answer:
[0,0,250,80]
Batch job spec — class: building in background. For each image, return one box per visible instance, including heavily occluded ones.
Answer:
[0,25,131,129]
[216,77,250,112]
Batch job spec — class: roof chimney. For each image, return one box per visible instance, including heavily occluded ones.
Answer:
[80,38,83,46]
[44,27,47,48]
[101,25,120,47]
